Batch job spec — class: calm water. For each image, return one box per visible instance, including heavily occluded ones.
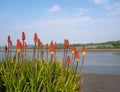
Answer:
[0,51,120,74]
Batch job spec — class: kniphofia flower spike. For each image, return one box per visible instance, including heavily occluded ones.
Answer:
[16,39,22,52]
[66,40,69,48]
[22,32,26,41]
[72,45,76,54]
[82,46,86,56]
[46,43,48,49]
[50,41,54,55]
[4,45,7,51]
[75,50,80,61]
[34,33,38,43]
[38,39,41,46]
[9,40,12,47]
[7,35,11,43]
[67,56,71,64]
[64,39,69,48]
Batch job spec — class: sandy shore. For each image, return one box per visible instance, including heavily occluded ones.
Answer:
[82,73,120,92]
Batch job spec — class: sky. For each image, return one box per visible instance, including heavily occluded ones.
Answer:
[0,0,120,46]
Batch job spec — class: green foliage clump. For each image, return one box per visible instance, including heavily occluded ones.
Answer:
[0,59,82,92]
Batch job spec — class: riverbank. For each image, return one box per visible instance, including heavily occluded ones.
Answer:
[0,49,120,52]
[83,73,120,92]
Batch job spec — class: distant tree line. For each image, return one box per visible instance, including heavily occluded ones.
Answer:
[1,40,120,50]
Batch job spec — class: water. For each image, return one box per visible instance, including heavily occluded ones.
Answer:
[83,52,120,74]
[0,51,120,74]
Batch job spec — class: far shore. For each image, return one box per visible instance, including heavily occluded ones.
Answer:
[0,48,120,52]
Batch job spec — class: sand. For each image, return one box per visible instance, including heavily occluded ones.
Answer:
[82,73,120,92]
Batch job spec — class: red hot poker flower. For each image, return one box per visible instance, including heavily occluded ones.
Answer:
[46,43,48,49]
[38,39,41,46]
[75,50,80,61]
[64,39,69,48]
[72,45,76,54]
[4,45,7,51]
[16,39,22,52]
[64,39,67,47]
[7,35,11,43]
[50,41,54,55]
[66,40,69,48]
[9,40,12,47]
[34,33,38,43]
[67,56,71,64]
[82,46,86,56]
[22,32,26,40]
[40,41,42,47]
[20,42,22,49]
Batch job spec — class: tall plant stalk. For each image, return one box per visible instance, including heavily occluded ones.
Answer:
[80,56,84,73]
[62,47,66,68]
[34,42,36,60]
[7,36,11,60]
[37,45,40,58]
[33,33,38,60]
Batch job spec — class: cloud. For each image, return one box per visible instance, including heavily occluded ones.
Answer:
[91,0,120,17]
[104,2,120,17]
[1,15,120,45]
[49,5,61,12]
[15,16,92,31]
[93,0,109,4]
[75,8,88,16]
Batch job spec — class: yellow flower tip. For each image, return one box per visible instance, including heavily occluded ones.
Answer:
[72,51,74,54]
[82,52,86,56]
[50,51,54,55]
[76,58,80,61]
[17,49,21,52]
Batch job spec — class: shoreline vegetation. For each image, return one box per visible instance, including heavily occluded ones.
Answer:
[0,32,86,92]
[1,48,120,52]
[0,32,119,92]
[0,40,120,52]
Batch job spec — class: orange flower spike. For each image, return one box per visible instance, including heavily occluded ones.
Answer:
[4,45,7,51]
[16,39,21,52]
[82,46,86,56]
[38,39,40,46]
[64,39,67,47]
[34,33,38,43]
[9,40,12,47]
[67,56,71,64]
[50,41,54,55]
[46,43,48,49]
[20,42,22,49]
[66,40,69,48]
[22,32,26,41]
[75,50,80,61]
[72,45,76,54]
[7,35,11,43]
[40,41,42,47]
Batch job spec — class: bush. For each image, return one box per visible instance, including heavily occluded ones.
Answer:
[0,59,82,92]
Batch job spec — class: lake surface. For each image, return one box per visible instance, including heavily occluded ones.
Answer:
[0,51,120,74]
